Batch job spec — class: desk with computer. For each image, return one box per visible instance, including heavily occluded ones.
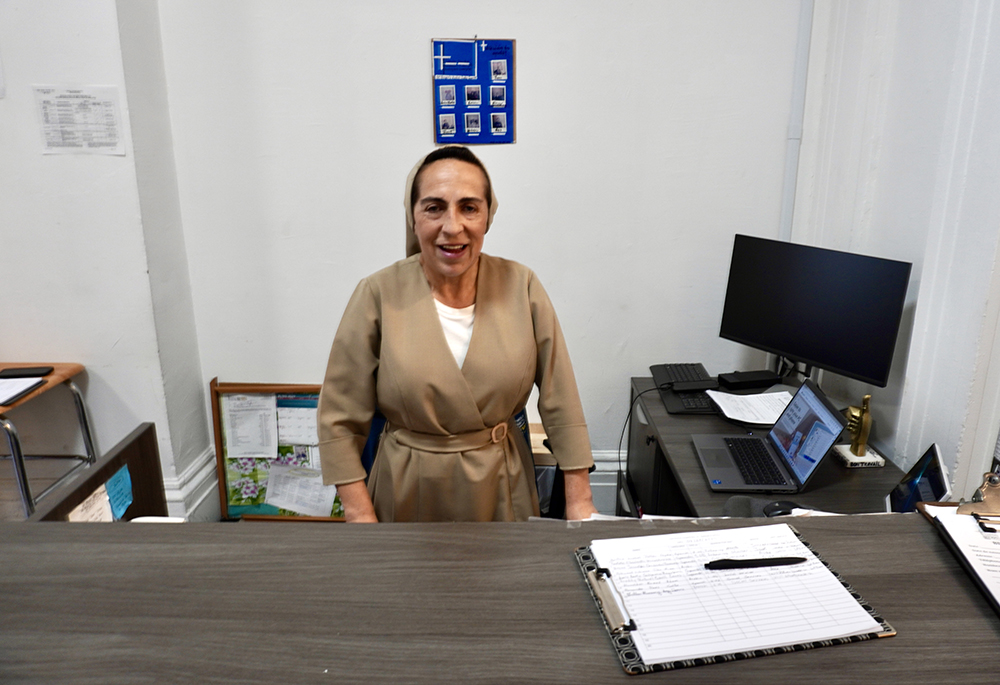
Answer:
[621,234,948,518]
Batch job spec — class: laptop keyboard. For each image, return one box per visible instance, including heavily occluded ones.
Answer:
[724,437,788,486]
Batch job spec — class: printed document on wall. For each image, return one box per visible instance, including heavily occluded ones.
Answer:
[34,85,125,155]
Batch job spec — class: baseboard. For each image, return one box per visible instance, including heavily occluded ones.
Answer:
[592,449,625,472]
[161,446,219,521]
[590,450,623,515]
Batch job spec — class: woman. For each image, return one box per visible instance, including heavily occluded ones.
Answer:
[318,146,597,522]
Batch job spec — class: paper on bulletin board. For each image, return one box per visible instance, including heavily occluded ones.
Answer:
[433,38,514,145]
[33,85,125,155]
[264,465,338,517]
[276,394,319,445]
[222,394,278,459]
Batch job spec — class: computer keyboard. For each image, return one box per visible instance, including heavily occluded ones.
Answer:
[724,437,787,486]
[650,363,717,415]
[678,392,713,410]
[650,363,711,387]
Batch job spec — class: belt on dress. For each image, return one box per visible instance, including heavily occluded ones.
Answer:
[387,420,511,453]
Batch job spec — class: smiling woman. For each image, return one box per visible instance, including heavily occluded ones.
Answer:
[411,156,489,307]
[317,146,597,523]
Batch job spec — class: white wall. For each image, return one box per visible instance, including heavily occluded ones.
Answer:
[157,0,803,450]
[0,3,164,467]
[0,0,215,519]
[793,0,1000,494]
[6,0,1000,517]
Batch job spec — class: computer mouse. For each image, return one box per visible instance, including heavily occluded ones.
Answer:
[763,500,800,517]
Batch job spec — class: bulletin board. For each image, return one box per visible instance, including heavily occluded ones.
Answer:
[433,38,515,145]
[210,378,344,521]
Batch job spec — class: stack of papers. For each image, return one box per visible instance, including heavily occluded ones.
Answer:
[705,389,792,424]
[0,378,45,406]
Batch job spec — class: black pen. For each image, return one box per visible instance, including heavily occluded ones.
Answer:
[704,556,807,570]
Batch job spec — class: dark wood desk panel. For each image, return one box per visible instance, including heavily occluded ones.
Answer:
[1,515,997,683]
[630,378,905,517]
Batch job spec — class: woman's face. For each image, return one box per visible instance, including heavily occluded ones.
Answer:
[412,159,489,286]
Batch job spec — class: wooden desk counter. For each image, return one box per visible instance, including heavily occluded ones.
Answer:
[1,515,997,683]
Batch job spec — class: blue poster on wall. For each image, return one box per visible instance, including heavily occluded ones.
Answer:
[433,38,515,145]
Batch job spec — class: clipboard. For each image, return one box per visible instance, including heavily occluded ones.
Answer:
[919,474,1000,620]
[575,524,894,675]
[931,513,1000,619]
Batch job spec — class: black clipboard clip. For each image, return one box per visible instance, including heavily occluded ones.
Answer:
[972,513,1000,533]
[585,567,637,634]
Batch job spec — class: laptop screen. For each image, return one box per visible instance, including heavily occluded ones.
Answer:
[768,382,844,484]
[887,444,949,512]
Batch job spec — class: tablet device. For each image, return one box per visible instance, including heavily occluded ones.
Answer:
[0,366,54,378]
[885,443,951,512]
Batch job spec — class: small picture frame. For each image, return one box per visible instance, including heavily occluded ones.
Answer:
[491,59,508,81]
[439,113,456,136]
[465,112,481,134]
[465,84,481,107]
[439,84,456,107]
[490,85,506,108]
[490,112,507,135]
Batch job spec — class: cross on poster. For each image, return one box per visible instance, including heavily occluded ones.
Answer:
[433,38,515,145]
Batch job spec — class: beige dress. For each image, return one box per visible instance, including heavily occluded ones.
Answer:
[317,253,593,522]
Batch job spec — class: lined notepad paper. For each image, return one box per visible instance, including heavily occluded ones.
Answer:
[588,524,883,665]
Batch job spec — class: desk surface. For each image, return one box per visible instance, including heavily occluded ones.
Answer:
[632,377,905,517]
[0,362,83,412]
[1,515,997,683]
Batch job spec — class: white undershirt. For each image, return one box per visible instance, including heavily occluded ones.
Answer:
[434,299,476,368]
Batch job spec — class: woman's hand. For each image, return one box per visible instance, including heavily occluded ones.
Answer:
[562,467,599,521]
[337,480,379,523]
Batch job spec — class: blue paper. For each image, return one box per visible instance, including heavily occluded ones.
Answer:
[105,465,133,520]
[433,39,515,145]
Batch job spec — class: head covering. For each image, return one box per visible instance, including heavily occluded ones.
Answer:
[404,146,499,257]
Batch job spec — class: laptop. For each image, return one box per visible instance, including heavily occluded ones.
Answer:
[884,444,951,512]
[690,379,847,493]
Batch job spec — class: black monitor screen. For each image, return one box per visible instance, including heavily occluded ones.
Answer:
[719,234,912,387]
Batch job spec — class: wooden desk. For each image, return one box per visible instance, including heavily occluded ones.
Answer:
[626,378,905,517]
[1,515,996,683]
[0,363,98,516]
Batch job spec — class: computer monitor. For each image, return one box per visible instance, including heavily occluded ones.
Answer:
[718,234,912,387]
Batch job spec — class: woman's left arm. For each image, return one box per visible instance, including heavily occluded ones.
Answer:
[563,467,599,520]
[528,271,598,520]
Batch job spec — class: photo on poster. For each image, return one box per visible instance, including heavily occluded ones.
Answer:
[490,85,506,107]
[439,113,456,136]
[465,84,481,107]
[439,84,456,106]
[465,112,481,134]
[491,59,508,81]
[491,112,507,134]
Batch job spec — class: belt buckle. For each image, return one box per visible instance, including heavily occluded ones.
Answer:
[490,423,508,444]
